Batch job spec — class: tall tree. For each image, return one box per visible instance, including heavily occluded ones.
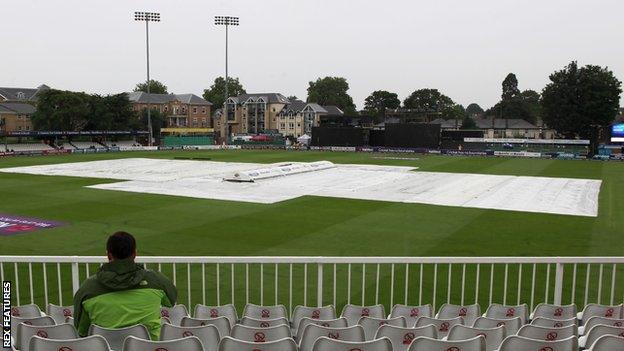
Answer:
[31,90,91,131]
[520,90,542,124]
[403,89,455,113]
[466,103,484,116]
[542,61,621,139]
[501,73,520,101]
[203,77,246,109]
[363,90,401,118]
[485,74,540,124]
[306,77,357,115]
[134,79,168,94]
[287,95,298,101]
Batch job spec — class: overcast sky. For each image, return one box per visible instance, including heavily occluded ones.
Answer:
[2,0,623,110]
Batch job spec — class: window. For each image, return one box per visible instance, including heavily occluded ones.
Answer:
[164,106,168,112]
[289,123,294,129]
[202,107,206,114]
[16,92,25,99]
[193,107,197,114]
[280,123,285,129]
[272,108,276,112]
[18,126,22,130]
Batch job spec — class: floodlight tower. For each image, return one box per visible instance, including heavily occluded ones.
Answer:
[134,11,161,146]
[214,16,239,139]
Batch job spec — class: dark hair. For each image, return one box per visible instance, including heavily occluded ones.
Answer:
[106,231,136,260]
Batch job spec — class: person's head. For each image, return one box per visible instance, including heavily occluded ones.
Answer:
[106,231,137,262]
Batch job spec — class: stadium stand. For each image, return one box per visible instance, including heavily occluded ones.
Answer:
[11,301,624,351]
[160,324,220,350]
[124,335,204,351]
[374,325,437,351]
[70,141,107,150]
[312,337,392,351]
[407,335,485,351]
[3,143,56,152]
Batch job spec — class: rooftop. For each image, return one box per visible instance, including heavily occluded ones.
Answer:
[127,92,212,105]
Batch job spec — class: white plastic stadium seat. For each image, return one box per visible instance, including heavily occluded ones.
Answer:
[414,316,463,339]
[374,325,437,351]
[219,336,297,351]
[11,316,55,345]
[10,304,43,318]
[357,316,406,340]
[311,336,392,351]
[298,325,365,351]
[295,317,348,341]
[407,336,485,351]
[89,324,150,351]
[472,316,523,335]
[447,325,505,351]
[341,304,386,326]
[29,335,111,351]
[291,305,337,331]
[436,303,481,326]
[18,323,78,351]
[180,316,231,337]
[46,304,74,325]
[161,304,190,326]
[195,304,238,328]
[240,316,290,328]
[517,324,577,342]
[579,324,624,349]
[123,335,203,351]
[587,335,624,351]
[532,303,577,320]
[230,324,292,343]
[160,324,220,351]
[578,303,624,325]
[531,316,577,328]
[484,303,529,324]
[498,335,578,351]
[242,303,288,320]
[389,304,433,326]
[580,316,624,335]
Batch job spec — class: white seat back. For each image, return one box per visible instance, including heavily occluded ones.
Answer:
[414,316,463,339]
[408,336,485,351]
[10,304,43,319]
[532,303,577,320]
[160,323,220,351]
[374,325,437,351]
[124,335,203,351]
[311,336,392,351]
[299,325,365,351]
[242,304,288,320]
[517,324,577,341]
[448,325,505,351]
[195,304,238,328]
[161,305,190,326]
[498,335,578,351]
[12,316,56,346]
[240,316,290,328]
[473,316,522,335]
[29,335,111,351]
[582,325,624,350]
[89,324,150,351]
[357,316,406,340]
[389,304,433,326]
[18,323,78,351]
[341,304,385,326]
[231,324,291,342]
[588,335,624,351]
[531,316,577,328]
[436,303,481,326]
[46,304,74,325]
[484,303,529,324]
[582,316,624,335]
[580,303,624,324]
[180,316,231,337]
[292,305,336,331]
[295,317,348,341]
[218,336,297,351]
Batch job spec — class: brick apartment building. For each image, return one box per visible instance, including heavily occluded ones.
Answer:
[0,84,49,133]
[127,92,212,129]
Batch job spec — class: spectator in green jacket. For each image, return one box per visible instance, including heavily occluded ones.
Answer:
[73,231,177,340]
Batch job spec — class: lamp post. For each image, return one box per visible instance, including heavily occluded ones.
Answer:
[134,11,160,146]
[214,16,239,140]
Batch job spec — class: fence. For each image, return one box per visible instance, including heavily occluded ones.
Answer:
[0,256,622,314]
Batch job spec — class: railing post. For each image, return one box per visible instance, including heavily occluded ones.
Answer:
[554,262,564,305]
[317,263,323,307]
[71,258,80,296]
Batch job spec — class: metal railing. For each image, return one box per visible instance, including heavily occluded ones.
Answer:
[0,256,622,314]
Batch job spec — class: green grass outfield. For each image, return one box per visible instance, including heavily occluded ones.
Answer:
[0,150,623,313]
